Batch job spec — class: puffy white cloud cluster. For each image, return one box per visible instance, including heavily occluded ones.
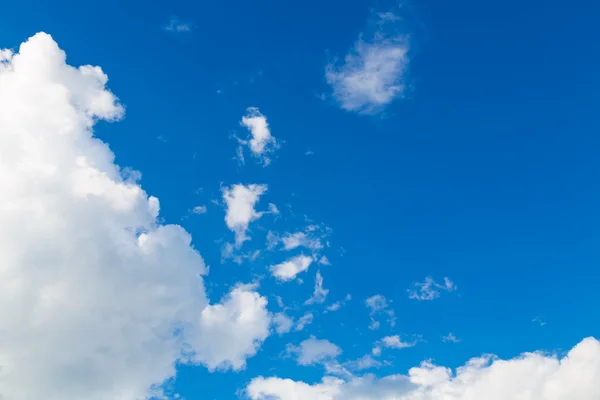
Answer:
[238,107,279,166]
[247,337,600,400]
[270,254,314,281]
[222,183,268,246]
[0,33,271,400]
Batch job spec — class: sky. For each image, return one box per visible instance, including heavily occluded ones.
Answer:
[1,0,600,399]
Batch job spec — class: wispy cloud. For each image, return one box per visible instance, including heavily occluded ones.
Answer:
[365,294,396,330]
[408,277,456,301]
[164,17,192,33]
[325,11,409,114]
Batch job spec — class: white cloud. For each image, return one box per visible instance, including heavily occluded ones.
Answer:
[164,17,191,32]
[288,337,342,366]
[273,312,294,335]
[365,294,395,330]
[247,337,600,400]
[239,107,279,165]
[305,271,329,305]
[281,231,323,251]
[0,33,270,400]
[344,355,382,371]
[380,335,417,350]
[270,254,313,281]
[325,12,409,114]
[192,205,207,214]
[533,316,547,327]
[408,276,456,301]
[222,183,267,246]
[442,333,460,343]
[189,284,271,371]
[295,312,314,331]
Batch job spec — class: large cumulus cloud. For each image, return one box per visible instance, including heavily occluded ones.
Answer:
[0,33,270,400]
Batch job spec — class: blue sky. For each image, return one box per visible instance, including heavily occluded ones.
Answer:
[1,0,600,399]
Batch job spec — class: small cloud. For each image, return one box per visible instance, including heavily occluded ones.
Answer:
[532,316,547,327]
[324,293,351,313]
[380,335,418,350]
[164,17,192,32]
[442,333,460,343]
[294,312,314,331]
[192,205,207,215]
[237,107,279,166]
[365,294,395,330]
[273,312,294,335]
[325,11,409,114]
[344,354,381,371]
[222,184,268,247]
[408,277,457,301]
[287,336,341,366]
[270,255,314,282]
[305,150,315,156]
[305,271,329,305]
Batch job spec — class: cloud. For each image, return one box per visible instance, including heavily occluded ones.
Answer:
[192,205,207,214]
[305,271,329,305]
[222,183,268,246]
[288,337,342,366]
[238,107,279,166]
[533,316,547,327]
[281,231,323,251]
[0,32,269,400]
[380,335,418,350]
[164,17,191,32]
[273,312,294,335]
[442,333,460,343]
[344,355,382,371]
[295,312,314,331]
[247,337,600,400]
[408,277,456,301]
[270,254,314,281]
[365,294,396,330]
[325,12,409,114]
[190,284,271,371]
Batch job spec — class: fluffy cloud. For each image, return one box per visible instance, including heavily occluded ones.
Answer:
[270,254,314,281]
[189,284,272,371]
[325,12,409,114]
[408,277,456,301]
[247,337,600,399]
[288,337,342,366]
[239,107,279,165]
[222,183,268,246]
[305,270,329,305]
[273,312,294,335]
[0,33,270,400]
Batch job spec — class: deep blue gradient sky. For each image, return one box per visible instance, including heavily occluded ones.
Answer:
[2,0,600,398]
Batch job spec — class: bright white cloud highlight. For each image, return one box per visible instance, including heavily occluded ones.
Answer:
[325,12,409,114]
[288,337,342,366]
[247,337,600,400]
[380,335,417,350]
[239,107,279,165]
[0,33,270,400]
[408,276,456,301]
[270,255,313,281]
[222,183,267,246]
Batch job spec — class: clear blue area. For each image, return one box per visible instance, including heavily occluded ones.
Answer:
[2,0,599,398]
